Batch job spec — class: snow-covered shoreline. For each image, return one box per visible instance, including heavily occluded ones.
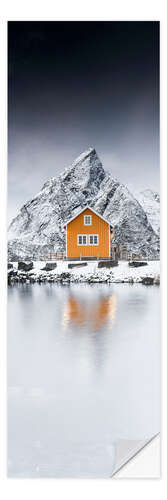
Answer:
[8,260,160,285]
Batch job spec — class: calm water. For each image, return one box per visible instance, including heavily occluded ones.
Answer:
[8,283,160,477]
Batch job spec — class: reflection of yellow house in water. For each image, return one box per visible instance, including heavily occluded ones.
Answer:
[62,295,116,332]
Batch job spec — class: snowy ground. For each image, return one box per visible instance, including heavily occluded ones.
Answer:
[10,260,160,284]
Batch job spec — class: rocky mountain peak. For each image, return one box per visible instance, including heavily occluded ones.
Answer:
[41,147,105,194]
[72,146,97,165]
[60,147,105,190]
[8,148,160,260]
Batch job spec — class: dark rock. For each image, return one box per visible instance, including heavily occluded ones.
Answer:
[129,261,148,267]
[30,277,35,283]
[8,263,13,269]
[141,277,154,285]
[41,262,57,271]
[48,277,55,283]
[59,272,71,280]
[98,260,118,269]
[20,277,26,283]
[128,278,134,284]
[68,262,88,269]
[8,275,12,285]
[8,269,17,277]
[154,274,160,285]
[18,261,33,272]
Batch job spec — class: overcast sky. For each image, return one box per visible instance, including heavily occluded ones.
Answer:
[8,21,159,223]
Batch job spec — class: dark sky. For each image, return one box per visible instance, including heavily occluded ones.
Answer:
[8,21,159,222]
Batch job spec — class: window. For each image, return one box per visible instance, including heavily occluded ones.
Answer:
[77,234,99,246]
[89,235,99,246]
[77,235,87,245]
[84,215,92,225]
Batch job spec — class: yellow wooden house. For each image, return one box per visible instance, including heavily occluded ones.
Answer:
[64,206,114,259]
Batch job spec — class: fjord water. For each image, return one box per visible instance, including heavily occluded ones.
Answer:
[8,283,160,477]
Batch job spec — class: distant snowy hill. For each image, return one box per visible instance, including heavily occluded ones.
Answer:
[136,189,160,237]
[8,148,160,260]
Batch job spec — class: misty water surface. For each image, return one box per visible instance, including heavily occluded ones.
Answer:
[8,283,160,477]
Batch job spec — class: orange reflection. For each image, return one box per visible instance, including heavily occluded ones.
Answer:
[63,297,87,326]
[62,294,116,331]
[92,296,116,331]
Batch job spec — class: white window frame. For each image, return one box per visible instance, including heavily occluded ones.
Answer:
[84,215,92,226]
[88,234,99,246]
[77,234,88,246]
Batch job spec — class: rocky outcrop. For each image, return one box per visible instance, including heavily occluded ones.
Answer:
[18,261,33,272]
[141,277,154,285]
[41,262,57,271]
[129,261,148,267]
[98,260,118,268]
[68,262,88,269]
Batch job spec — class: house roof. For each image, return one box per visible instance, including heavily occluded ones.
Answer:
[64,205,113,227]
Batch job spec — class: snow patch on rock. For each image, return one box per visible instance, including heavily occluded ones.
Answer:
[136,189,160,236]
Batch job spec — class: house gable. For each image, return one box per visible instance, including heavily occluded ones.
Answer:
[64,205,112,228]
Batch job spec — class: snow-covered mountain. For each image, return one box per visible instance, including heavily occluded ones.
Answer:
[8,147,160,260]
[136,189,160,237]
